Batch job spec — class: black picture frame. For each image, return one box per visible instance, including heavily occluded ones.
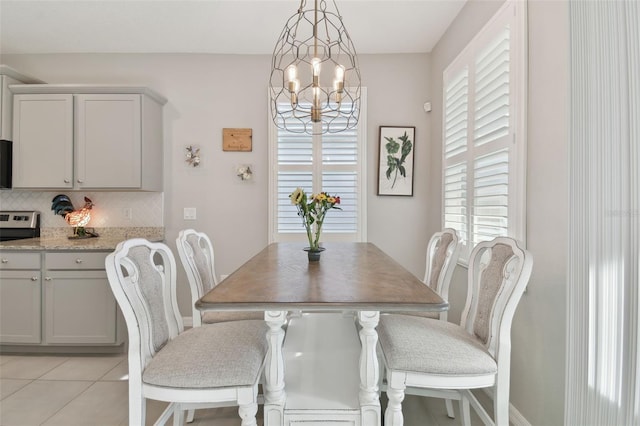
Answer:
[377,126,415,196]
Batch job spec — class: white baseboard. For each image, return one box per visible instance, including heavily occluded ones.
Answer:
[182,316,193,328]
[481,388,531,426]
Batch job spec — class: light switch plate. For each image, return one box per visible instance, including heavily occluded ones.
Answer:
[183,207,197,220]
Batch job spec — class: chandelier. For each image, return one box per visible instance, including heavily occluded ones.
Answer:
[269,0,362,135]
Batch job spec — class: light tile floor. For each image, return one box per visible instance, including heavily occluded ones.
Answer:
[0,354,484,425]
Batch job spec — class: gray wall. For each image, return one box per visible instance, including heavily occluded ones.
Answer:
[2,52,433,316]
[428,0,569,424]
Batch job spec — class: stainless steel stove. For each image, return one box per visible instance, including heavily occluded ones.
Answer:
[0,211,41,241]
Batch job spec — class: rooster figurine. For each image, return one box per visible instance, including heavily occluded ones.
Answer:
[51,194,98,238]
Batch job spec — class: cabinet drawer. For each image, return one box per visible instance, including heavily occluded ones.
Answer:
[0,252,41,270]
[46,252,108,270]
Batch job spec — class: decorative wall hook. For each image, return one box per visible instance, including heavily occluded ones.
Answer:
[236,164,253,181]
[185,145,201,167]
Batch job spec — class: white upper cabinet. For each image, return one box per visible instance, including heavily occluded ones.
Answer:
[11,85,166,191]
[12,94,74,188]
[0,65,43,140]
[75,94,141,188]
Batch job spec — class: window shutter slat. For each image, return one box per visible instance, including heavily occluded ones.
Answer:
[444,68,469,159]
[474,27,510,148]
[321,172,358,233]
[472,149,509,244]
[443,162,468,242]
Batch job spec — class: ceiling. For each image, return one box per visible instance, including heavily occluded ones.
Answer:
[0,0,466,55]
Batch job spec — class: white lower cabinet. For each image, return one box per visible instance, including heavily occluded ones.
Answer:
[0,270,42,344]
[0,250,124,351]
[0,252,41,343]
[44,270,116,344]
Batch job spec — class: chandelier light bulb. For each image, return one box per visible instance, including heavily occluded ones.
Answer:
[287,65,298,82]
[335,64,345,83]
[311,58,321,77]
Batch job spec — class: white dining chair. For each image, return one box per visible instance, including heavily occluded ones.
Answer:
[378,237,533,426]
[387,228,460,418]
[407,228,461,321]
[176,229,263,326]
[106,238,268,426]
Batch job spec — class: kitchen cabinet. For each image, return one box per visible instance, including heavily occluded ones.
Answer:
[0,250,125,351]
[44,252,119,344]
[11,85,166,191]
[0,65,42,140]
[0,252,41,344]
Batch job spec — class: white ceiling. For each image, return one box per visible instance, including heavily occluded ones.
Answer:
[0,0,466,55]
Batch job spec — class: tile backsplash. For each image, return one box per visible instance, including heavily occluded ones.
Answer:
[0,191,164,228]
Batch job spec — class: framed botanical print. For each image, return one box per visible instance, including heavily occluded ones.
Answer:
[377,126,415,196]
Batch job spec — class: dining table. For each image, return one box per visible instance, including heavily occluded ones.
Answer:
[196,242,447,426]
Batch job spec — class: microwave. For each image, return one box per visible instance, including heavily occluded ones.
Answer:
[0,140,12,189]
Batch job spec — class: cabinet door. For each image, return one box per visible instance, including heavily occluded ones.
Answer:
[12,94,73,188]
[1,75,21,140]
[75,94,141,188]
[44,270,117,344]
[0,271,41,344]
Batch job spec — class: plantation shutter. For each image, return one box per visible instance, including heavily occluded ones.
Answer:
[270,93,367,243]
[444,68,469,160]
[443,162,468,243]
[442,0,526,261]
[322,120,358,233]
[471,24,511,246]
[472,149,509,245]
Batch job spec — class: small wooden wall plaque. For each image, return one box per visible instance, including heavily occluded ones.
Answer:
[223,128,252,152]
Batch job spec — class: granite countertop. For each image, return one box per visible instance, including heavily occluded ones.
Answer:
[0,227,164,251]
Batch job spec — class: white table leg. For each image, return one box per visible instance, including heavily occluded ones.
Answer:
[357,310,381,426]
[263,310,287,426]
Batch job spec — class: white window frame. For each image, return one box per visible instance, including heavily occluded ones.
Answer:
[442,0,527,263]
[268,88,367,244]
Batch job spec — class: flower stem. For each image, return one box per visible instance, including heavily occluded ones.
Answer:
[305,222,316,250]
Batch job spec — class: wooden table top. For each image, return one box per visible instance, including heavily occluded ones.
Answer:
[196,242,447,313]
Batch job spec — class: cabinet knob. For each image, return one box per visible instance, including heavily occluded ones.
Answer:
[45,277,52,281]
[64,179,70,183]
[77,179,84,183]
[31,276,38,281]
[1,259,8,263]
[75,259,83,263]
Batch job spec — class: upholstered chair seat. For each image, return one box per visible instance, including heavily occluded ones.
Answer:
[142,320,267,389]
[379,315,497,378]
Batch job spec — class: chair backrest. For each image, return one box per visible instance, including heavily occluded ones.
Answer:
[423,228,461,320]
[460,237,533,361]
[105,238,183,378]
[176,229,218,327]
